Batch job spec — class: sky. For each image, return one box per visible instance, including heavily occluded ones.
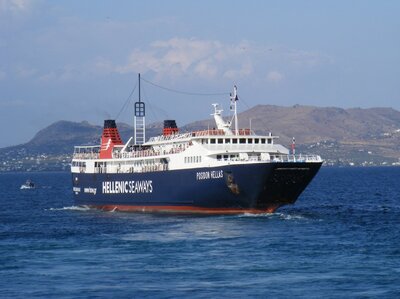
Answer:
[0,0,399,147]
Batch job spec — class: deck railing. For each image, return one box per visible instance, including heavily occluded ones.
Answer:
[94,163,169,174]
[216,154,322,163]
[73,143,190,160]
[277,154,322,163]
[73,146,322,164]
[148,128,256,142]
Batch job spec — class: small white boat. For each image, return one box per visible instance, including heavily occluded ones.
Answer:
[20,179,35,190]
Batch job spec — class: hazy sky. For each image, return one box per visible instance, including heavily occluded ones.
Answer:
[1,0,399,147]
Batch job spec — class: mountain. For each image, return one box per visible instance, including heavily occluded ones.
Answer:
[1,105,400,171]
[240,105,400,163]
[185,105,400,165]
[186,105,400,143]
[24,121,101,154]
[0,120,162,171]
[1,121,163,155]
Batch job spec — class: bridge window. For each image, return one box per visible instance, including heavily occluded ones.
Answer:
[268,138,272,144]
[73,161,86,167]
[248,139,253,144]
[232,139,238,144]
[210,138,216,144]
[225,139,231,144]
[217,155,222,161]
[261,138,266,144]
[255,139,259,144]
[218,139,223,144]
[240,138,246,144]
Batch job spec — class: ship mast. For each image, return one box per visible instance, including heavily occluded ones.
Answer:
[230,85,239,135]
[134,73,146,145]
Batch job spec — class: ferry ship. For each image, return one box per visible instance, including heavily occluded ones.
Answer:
[71,76,323,214]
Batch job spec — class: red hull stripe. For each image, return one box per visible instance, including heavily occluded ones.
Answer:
[89,205,279,214]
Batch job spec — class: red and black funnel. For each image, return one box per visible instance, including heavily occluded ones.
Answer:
[163,120,179,136]
[99,120,123,159]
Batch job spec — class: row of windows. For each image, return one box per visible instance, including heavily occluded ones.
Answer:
[205,138,272,145]
[216,154,238,161]
[94,160,161,168]
[72,161,86,167]
[184,156,202,163]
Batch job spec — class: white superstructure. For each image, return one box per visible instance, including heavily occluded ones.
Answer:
[71,86,322,176]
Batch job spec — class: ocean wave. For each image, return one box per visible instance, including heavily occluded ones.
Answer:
[48,205,91,211]
[277,213,307,220]
[238,212,274,218]
[238,212,308,221]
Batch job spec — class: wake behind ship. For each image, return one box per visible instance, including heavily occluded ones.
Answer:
[71,76,323,213]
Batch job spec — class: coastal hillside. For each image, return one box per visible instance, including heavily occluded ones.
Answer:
[2,121,163,155]
[1,105,399,171]
[185,105,400,165]
[186,105,400,144]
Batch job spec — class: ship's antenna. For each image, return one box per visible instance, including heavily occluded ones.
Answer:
[249,118,252,133]
[291,137,296,162]
[230,85,239,135]
[134,73,146,145]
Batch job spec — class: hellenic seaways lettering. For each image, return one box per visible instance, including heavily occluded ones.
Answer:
[102,180,153,194]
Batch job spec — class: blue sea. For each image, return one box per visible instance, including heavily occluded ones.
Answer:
[1,167,399,298]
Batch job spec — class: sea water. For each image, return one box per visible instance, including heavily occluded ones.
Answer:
[0,167,399,298]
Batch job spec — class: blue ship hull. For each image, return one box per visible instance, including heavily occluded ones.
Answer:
[72,162,322,213]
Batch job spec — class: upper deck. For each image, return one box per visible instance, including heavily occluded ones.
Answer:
[72,128,278,159]
[72,127,321,163]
